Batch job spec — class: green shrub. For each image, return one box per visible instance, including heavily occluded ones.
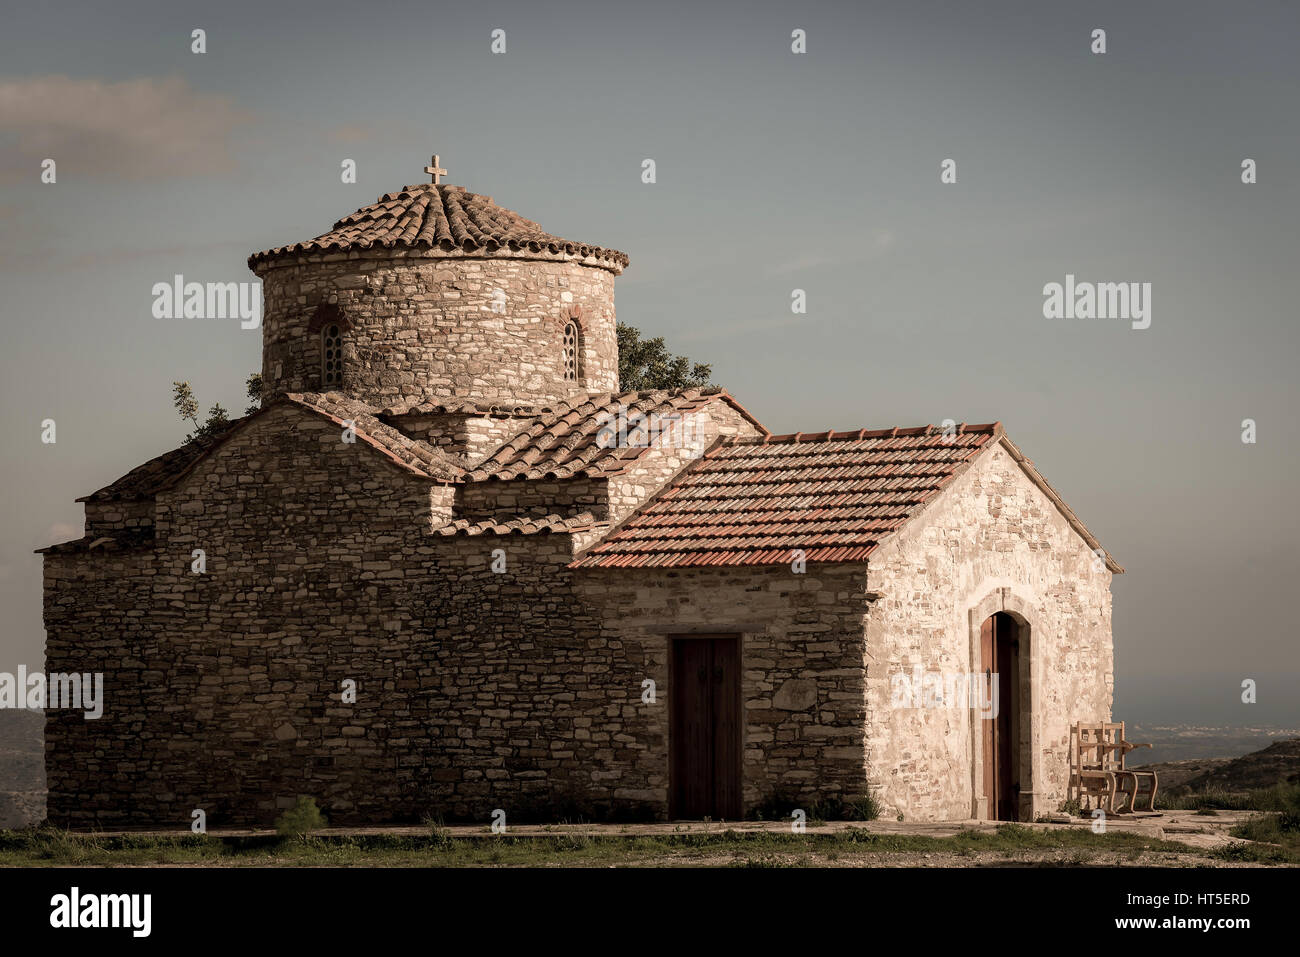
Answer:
[747,792,881,823]
[1277,785,1300,833]
[275,797,327,838]
[423,814,452,847]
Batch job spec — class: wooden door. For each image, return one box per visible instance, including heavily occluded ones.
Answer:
[671,636,742,819]
[980,613,1020,821]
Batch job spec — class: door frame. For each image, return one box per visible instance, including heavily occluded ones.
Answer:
[980,612,1021,820]
[668,633,744,819]
[966,587,1038,821]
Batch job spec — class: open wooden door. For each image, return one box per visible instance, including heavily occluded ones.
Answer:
[980,613,1020,821]
[670,636,742,819]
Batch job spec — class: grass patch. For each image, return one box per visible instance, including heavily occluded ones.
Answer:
[747,792,882,824]
[0,823,1204,868]
[1161,781,1300,813]
[1209,785,1300,864]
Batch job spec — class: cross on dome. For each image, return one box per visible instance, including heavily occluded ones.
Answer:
[424,154,448,184]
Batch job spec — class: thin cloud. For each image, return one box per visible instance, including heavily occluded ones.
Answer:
[0,75,254,182]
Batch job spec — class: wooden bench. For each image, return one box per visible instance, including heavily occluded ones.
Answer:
[1069,721,1158,814]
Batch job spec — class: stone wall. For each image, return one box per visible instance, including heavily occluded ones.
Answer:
[388,412,534,466]
[863,441,1114,821]
[43,546,156,828]
[405,535,663,821]
[42,404,665,826]
[84,499,154,535]
[573,564,874,814]
[45,405,444,826]
[457,477,606,522]
[255,252,618,407]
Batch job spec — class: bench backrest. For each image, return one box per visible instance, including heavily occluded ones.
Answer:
[1070,721,1127,776]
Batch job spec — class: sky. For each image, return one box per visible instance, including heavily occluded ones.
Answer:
[1,0,1297,726]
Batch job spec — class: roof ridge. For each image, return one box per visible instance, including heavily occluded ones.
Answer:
[740,422,1002,446]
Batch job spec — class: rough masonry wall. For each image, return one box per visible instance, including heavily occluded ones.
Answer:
[43,404,672,826]
[457,477,606,522]
[406,535,664,821]
[863,442,1114,821]
[574,564,873,815]
[43,547,155,827]
[44,405,447,827]
[256,253,618,407]
[84,500,154,536]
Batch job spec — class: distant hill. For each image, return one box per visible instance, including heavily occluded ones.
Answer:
[1173,739,1300,793]
[0,710,45,829]
[1127,723,1300,766]
[1134,738,1300,796]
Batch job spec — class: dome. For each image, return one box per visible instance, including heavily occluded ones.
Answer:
[249,183,628,274]
[249,166,624,409]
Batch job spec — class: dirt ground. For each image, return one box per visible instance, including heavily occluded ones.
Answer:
[16,810,1277,868]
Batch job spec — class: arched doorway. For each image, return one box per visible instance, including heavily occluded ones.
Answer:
[980,612,1021,821]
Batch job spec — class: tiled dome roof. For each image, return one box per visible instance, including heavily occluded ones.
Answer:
[249,183,629,272]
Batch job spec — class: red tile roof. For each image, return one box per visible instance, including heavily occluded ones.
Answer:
[463,388,767,482]
[248,184,629,273]
[379,398,560,418]
[435,511,605,537]
[570,424,1004,569]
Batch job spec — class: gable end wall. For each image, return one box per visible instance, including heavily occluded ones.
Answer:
[863,441,1114,820]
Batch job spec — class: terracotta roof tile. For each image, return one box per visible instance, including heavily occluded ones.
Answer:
[249,184,628,272]
[570,424,1002,569]
[436,511,604,537]
[378,398,559,418]
[463,388,767,482]
[285,392,466,481]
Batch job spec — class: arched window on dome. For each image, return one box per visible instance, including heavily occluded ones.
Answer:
[562,320,583,383]
[307,304,349,389]
[321,323,343,388]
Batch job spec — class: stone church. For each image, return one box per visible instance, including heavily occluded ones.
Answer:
[40,160,1121,828]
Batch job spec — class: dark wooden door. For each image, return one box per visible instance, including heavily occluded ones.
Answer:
[671,636,742,819]
[980,613,1020,821]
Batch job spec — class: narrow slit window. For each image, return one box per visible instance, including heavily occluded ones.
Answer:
[321,323,343,387]
[562,320,581,382]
